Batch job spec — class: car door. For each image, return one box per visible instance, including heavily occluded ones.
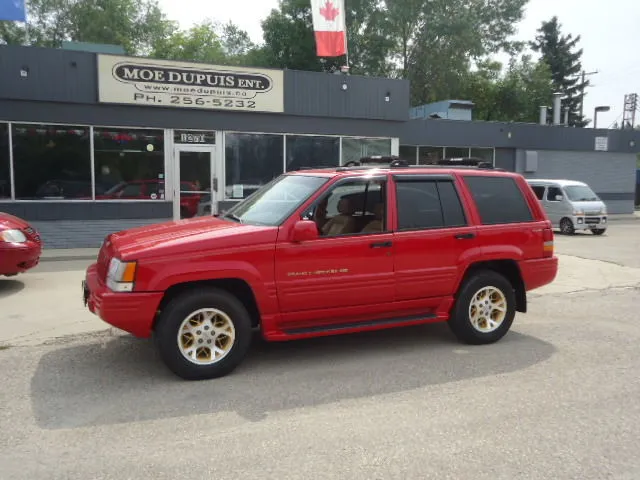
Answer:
[391,174,478,307]
[274,175,395,329]
[545,185,564,225]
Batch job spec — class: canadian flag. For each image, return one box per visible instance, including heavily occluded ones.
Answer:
[310,0,347,57]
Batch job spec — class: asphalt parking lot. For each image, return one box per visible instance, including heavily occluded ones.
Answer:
[1,222,639,479]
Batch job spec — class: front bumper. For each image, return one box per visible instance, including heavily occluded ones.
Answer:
[0,241,41,275]
[572,215,607,230]
[83,263,164,338]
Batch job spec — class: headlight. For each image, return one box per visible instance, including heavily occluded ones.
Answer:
[106,257,137,292]
[0,229,27,243]
[602,206,607,215]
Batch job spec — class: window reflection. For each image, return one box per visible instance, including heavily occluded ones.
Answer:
[286,135,339,172]
[94,128,165,201]
[399,145,418,164]
[470,148,494,163]
[0,124,10,199]
[225,133,284,200]
[341,138,391,164]
[444,147,470,158]
[12,124,91,200]
[418,146,444,165]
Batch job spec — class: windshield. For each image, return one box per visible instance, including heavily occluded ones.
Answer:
[564,185,599,202]
[224,174,329,226]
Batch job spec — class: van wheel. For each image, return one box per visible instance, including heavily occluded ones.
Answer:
[153,288,252,380]
[560,217,575,235]
[448,270,516,345]
[591,228,606,235]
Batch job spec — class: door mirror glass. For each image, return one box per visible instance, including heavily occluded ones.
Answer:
[292,220,319,243]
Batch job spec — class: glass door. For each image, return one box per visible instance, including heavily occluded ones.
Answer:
[173,146,217,220]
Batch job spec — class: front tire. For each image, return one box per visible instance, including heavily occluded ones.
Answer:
[591,228,606,235]
[560,217,575,235]
[154,288,253,380]
[448,270,516,345]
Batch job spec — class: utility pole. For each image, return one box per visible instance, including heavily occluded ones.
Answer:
[578,70,598,122]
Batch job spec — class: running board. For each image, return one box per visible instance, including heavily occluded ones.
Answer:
[282,313,438,336]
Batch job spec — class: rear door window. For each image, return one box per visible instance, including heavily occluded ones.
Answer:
[530,185,546,200]
[463,175,534,225]
[395,179,467,230]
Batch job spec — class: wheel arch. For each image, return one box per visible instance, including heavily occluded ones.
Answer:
[458,259,527,313]
[153,278,262,331]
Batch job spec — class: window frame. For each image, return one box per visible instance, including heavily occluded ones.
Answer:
[299,175,390,239]
[392,174,469,232]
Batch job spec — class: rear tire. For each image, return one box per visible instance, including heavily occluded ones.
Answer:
[560,217,575,235]
[448,270,516,345]
[154,288,252,380]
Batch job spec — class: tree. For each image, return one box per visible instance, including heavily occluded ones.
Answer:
[530,16,589,127]
[150,20,226,64]
[463,55,553,123]
[0,0,176,55]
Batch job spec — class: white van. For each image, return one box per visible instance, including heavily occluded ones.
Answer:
[526,179,608,235]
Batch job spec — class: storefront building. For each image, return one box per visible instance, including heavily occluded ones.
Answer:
[1,44,639,248]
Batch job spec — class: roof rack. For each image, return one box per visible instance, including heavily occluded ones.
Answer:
[336,155,410,171]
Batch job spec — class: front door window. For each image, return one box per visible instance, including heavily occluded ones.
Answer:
[174,148,216,219]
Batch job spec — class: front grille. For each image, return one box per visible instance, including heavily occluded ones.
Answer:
[23,226,41,243]
[585,217,600,224]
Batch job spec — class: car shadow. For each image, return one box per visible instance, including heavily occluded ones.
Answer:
[30,323,556,430]
[0,279,25,299]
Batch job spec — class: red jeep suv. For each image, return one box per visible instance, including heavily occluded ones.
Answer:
[82,157,558,380]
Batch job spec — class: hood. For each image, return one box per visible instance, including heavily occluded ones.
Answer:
[108,216,277,260]
[570,200,607,215]
[0,212,30,230]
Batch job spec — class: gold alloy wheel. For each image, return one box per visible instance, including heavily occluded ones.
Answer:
[177,308,236,365]
[468,286,508,333]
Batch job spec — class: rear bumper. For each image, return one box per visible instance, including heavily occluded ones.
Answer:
[521,256,559,291]
[83,263,163,338]
[0,242,41,275]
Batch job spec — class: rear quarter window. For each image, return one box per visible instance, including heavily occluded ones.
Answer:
[463,175,534,225]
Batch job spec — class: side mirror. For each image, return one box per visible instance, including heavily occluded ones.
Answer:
[291,220,319,243]
[555,195,563,201]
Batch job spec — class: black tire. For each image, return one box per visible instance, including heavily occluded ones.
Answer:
[447,270,516,345]
[153,288,253,380]
[560,217,575,235]
[591,228,606,235]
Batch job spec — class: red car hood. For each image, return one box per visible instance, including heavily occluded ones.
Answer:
[0,212,30,230]
[108,216,276,260]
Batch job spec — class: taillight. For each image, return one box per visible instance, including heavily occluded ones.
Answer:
[542,227,554,257]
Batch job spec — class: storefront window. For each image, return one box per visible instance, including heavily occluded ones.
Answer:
[94,128,165,201]
[225,133,284,200]
[399,145,418,164]
[341,137,391,164]
[286,135,340,172]
[418,146,444,165]
[12,124,91,200]
[444,147,470,158]
[0,124,10,199]
[470,147,494,164]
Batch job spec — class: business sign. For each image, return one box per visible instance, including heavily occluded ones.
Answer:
[97,55,284,113]
[594,136,608,152]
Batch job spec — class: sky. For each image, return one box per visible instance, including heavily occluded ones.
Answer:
[158,0,639,128]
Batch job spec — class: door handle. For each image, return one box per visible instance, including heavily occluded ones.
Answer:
[370,241,393,248]
[454,233,476,240]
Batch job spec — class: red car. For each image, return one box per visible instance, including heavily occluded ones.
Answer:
[0,212,42,276]
[82,157,558,380]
